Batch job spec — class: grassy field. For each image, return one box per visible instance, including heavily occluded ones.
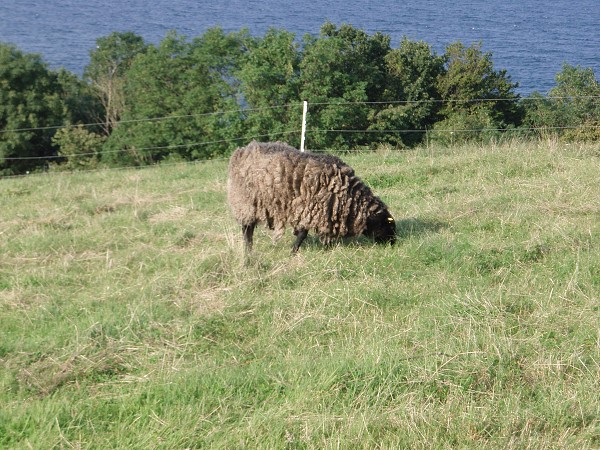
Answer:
[1,140,598,448]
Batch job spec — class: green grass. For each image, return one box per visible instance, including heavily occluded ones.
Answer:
[1,140,599,448]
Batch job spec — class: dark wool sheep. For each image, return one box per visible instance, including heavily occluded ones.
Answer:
[227,141,396,253]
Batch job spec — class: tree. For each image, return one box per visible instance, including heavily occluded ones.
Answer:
[0,44,66,175]
[370,38,446,147]
[236,28,302,146]
[299,23,391,149]
[524,63,600,141]
[84,32,148,136]
[433,42,523,145]
[103,29,246,165]
[56,68,103,131]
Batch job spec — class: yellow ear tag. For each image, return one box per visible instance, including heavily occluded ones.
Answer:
[387,217,394,222]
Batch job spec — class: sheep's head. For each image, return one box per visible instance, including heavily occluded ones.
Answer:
[365,209,396,245]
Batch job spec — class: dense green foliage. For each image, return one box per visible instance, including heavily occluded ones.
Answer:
[432,42,524,145]
[524,63,600,141]
[103,30,247,165]
[237,28,302,145]
[50,125,104,171]
[1,141,598,447]
[1,23,600,174]
[374,38,446,147]
[299,24,392,149]
[0,44,99,175]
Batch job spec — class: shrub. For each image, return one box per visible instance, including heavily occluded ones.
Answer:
[50,125,104,171]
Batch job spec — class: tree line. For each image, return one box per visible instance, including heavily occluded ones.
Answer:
[1,22,599,175]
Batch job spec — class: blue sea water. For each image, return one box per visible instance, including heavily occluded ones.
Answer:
[1,0,598,95]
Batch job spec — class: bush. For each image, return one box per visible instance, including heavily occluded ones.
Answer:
[430,109,502,146]
[50,125,104,171]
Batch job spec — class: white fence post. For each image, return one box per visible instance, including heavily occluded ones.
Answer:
[300,100,308,152]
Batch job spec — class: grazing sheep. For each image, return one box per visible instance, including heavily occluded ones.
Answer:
[227,141,396,253]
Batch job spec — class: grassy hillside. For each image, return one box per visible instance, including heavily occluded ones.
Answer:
[1,140,598,448]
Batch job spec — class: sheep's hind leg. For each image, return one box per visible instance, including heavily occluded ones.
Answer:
[242,223,256,253]
[292,228,309,253]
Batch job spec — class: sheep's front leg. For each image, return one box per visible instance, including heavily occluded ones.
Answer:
[291,228,309,253]
[242,223,256,253]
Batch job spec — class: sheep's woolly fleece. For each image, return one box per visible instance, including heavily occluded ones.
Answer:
[227,141,395,249]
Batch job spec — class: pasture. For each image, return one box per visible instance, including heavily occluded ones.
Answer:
[1,140,598,448]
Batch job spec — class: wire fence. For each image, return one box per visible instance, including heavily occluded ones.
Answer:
[3,95,600,136]
[4,95,600,134]
[2,123,597,163]
[1,96,600,178]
